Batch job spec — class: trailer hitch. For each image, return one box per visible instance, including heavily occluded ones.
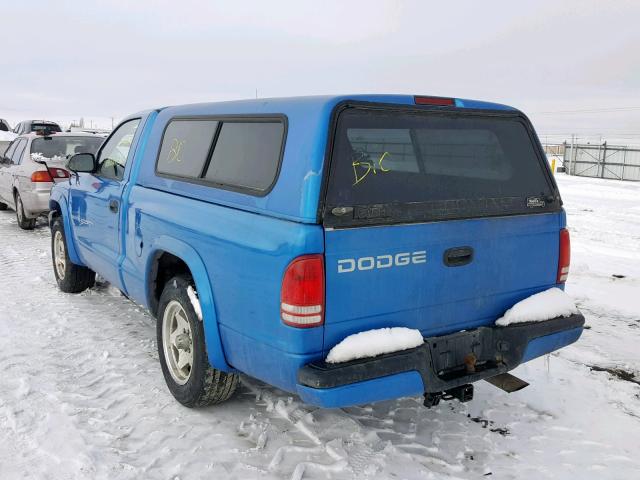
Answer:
[423,384,474,408]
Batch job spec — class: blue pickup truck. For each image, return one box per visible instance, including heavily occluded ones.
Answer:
[49,95,584,408]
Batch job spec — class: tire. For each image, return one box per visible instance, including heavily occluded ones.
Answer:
[157,276,238,407]
[15,192,36,230]
[51,216,95,293]
[0,202,7,211]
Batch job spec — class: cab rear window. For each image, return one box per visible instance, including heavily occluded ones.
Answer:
[324,107,557,226]
[31,136,103,159]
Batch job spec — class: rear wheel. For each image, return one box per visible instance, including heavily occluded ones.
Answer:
[51,216,95,293]
[15,192,36,230]
[157,276,238,407]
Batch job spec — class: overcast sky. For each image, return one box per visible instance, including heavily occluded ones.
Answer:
[2,0,639,144]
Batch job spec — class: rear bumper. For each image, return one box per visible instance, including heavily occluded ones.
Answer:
[20,185,52,217]
[296,313,584,408]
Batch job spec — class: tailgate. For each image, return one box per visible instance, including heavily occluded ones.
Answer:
[324,213,562,353]
[321,102,562,354]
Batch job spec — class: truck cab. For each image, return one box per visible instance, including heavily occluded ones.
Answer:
[49,95,583,409]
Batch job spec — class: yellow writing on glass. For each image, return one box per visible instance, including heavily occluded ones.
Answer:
[352,151,391,186]
[166,138,186,163]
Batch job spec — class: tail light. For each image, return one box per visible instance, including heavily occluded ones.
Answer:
[30,170,53,182]
[51,168,70,179]
[414,96,455,106]
[557,228,570,283]
[30,168,69,182]
[281,254,324,328]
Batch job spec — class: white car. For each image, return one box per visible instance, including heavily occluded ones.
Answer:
[0,132,104,229]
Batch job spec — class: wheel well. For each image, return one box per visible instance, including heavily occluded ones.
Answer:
[149,251,192,316]
[49,201,61,226]
[49,200,61,214]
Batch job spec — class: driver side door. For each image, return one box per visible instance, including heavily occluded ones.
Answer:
[70,119,141,287]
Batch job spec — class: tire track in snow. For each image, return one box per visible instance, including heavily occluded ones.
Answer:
[239,377,500,478]
[1,199,640,480]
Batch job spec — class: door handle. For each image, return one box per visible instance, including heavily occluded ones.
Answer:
[108,199,119,213]
[443,246,474,267]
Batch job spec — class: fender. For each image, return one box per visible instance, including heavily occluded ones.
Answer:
[145,235,233,372]
[49,194,86,267]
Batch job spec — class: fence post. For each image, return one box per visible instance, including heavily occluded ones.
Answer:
[569,134,575,175]
[600,142,607,178]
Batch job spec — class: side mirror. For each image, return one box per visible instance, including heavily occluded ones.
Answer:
[67,153,97,173]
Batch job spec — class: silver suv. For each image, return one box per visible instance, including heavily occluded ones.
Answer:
[13,120,61,135]
[0,132,104,229]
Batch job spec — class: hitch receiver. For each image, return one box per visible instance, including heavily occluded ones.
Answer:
[423,384,474,408]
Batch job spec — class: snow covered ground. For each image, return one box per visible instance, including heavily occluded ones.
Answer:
[0,174,639,480]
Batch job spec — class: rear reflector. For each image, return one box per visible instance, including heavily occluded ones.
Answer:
[414,96,455,106]
[30,170,53,182]
[557,228,571,283]
[281,254,324,328]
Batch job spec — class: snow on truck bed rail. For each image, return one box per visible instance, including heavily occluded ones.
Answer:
[326,327,424,364]
[495,287,579,326]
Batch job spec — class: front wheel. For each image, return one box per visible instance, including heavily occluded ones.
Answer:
[157,276,238,407]
[51,216,95,293]
[15,192,36,230]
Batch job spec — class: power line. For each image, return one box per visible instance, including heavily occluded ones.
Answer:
[538,133,640,137]
[538,132,640,136]
[532,106,640,115]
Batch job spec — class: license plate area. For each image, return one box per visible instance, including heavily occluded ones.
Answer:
[425,328,497,380]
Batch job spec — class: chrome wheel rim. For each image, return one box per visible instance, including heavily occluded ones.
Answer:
[162,300,194,385]
[53,231,66,280]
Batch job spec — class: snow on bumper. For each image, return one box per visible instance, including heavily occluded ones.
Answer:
[297,313,584,408]
[495,287,579,326]
[325,327,424,364]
